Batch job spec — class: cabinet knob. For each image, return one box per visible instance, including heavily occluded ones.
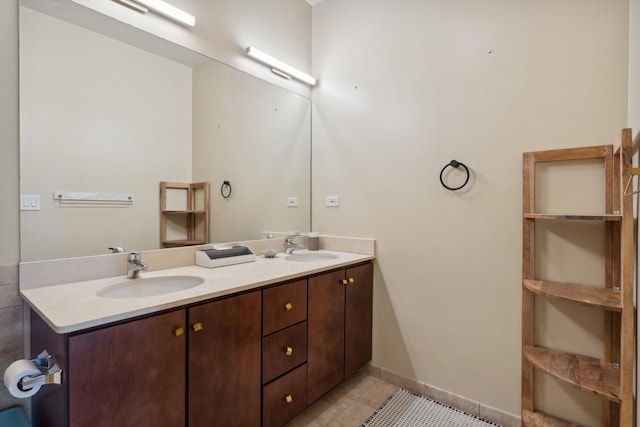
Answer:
[192,322,204,332]
[285,302,293,311]
[341,279,348,285]
[284,394,293,404]
[348,277,355,284]
[284,346,293,356]
[173,327,185,337]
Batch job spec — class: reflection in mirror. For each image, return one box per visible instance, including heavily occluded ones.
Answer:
[19,6,311,261]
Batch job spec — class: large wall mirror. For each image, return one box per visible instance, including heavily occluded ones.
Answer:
[19,4,311,262]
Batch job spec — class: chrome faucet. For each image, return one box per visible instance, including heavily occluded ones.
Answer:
[127,251,148,279]
[109,246,125,253]
[284,234,304,254]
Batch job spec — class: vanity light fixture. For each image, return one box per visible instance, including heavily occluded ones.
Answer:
[113,0,195,27]
[246,46,317,86]
[113,0,148,14]
[134,0,195,26]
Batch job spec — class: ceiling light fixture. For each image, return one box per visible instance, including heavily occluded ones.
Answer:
[114,0,195,27]
[246,46,317,86]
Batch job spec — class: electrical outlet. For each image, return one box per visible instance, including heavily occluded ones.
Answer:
[287,197,298,207]
[326,196,339,207]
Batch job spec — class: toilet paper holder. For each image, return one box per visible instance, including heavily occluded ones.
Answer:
[20,350,63,390]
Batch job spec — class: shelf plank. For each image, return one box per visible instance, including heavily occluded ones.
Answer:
[523,280,621,312]
[161,239,207,247]
[523,346,620,403]
[523,213,621,221]
[522,409,581,427]
[530,145,611,162]
[162,210,207,214]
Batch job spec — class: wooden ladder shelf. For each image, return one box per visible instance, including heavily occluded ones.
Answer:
[521,129,635,427]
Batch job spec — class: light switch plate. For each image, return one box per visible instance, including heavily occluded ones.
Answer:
[21,194,40,211]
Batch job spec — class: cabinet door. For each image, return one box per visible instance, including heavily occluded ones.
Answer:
[68,310,186,427]
[307,270,345,404]
[188,291,261,427]
[345,263,374,377]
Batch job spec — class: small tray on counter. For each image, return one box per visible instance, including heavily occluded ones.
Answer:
[195,246,256,268]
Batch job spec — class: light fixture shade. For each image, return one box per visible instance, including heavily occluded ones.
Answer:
[133,0,195,27]
[246,46,316,86]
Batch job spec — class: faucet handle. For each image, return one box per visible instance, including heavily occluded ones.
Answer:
[285,233,300,242]
[128,251,141,261]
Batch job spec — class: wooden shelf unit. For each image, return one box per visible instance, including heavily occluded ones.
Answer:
[160,182,209,248]
[521,129,635,427]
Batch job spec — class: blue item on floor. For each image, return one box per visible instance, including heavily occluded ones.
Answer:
[0,407,32,427]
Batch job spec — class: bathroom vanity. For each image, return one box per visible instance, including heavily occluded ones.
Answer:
[23,250,374,427]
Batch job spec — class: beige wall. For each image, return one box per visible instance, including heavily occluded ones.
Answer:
[311,0,628,423]
[19,8,192,261]
[0,0,25,412]
[192,60,311,243]
[0,0,19,265]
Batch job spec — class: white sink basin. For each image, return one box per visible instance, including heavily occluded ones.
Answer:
[97,276,205,299]
[285,252,340,262]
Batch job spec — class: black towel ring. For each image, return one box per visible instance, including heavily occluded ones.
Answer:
[439,160,470,191]
[220,181,232,199]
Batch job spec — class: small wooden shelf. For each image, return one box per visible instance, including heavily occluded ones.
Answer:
[522,409,580,427]
[523,213,621,221]
[161,239,207,247]
[524,346,620,403]
[523,279,621,312]
[162,210,208,214]
[160,182,209,249]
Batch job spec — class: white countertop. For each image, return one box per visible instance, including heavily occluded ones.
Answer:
[21,250,374,334]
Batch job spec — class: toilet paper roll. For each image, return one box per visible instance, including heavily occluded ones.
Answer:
[3,359,42,398]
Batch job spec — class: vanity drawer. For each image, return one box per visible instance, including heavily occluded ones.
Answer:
[263,279,307,335]
[262,321,307,383]
[262,364,307,427]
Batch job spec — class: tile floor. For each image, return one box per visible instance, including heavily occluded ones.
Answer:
[285,370,398,427]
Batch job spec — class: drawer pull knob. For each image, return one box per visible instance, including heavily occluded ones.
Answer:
[192,322,204,332]
[174,327,185,337]
[284,394,293,404]
[348,277,355,284]
[341,279,348,285]
[284,346,293,356]
[285,302,293,311]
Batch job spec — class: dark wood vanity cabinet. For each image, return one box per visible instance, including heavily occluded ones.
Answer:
[344,263,374,377]
[307,263,373,404]
[30,262,373,427]
[188,291,262,427]
[261,279,308,427]
[31,291,262,427]
[68,310,186,427]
